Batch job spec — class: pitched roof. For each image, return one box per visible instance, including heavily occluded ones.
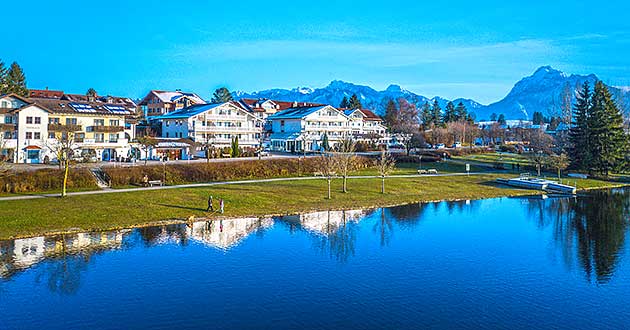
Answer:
[155,103,226,119]
[29,97,135,116]
[29,89,64,99]
[268,105,331,119]
[238,98,324,112]
[358,109,382,121]
[140,90,205,105]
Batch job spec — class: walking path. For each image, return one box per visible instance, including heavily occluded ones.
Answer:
[0,172,487,201]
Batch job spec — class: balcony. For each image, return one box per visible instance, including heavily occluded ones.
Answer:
[0,123,16,130]
[87,125,125,133]
[48,123,83,132]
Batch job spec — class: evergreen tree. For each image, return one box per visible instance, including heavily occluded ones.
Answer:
[454,102,468,121]
[490,113,498,121]
[431,100,442,126]
[5,62,28,96]
[339,96,349,109]
[348,94,362,110]
[0,60,7,93]
[569,82,592,171]
[231,136,240,157]
[211,87,233,103]
[420,102,433,127]
[443,101,457,123]
[588,81,628,175]
[497,114,507,125]
[86,88,97,97]
[532,111,545,125]
[321,133,330,151]
[384,99,398,128]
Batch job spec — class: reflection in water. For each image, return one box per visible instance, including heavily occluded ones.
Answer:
[526,189,630,284]
[185,218,274,250]
[278,210,366,262]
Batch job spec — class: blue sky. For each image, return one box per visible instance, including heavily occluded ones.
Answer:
[3,0,630,104]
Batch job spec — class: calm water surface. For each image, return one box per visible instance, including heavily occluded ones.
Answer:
[1,188,629,329]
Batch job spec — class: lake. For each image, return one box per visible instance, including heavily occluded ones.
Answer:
[1,188,629,329]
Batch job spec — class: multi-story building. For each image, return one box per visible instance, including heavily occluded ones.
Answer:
[156,101,263,158]
[268,105,353,152]
[344,108,389,142]
[138,90,205,118]
[0,94,50,163]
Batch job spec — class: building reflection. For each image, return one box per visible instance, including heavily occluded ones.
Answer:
[185,218,274,250]
[0,230,130,280]
[525,189,630,284]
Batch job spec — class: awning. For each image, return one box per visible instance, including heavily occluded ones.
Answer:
[24,145,42,150]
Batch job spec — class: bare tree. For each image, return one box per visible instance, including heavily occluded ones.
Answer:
[528,152,547,177]
[335,138,357,193]
[560,82,573,125]
[198,133,215,163]
[0,134,14,179]
[46,130,78,197]
[546,153,570,181]
[315,152,338,199]
[137,128,158,165]
[376,150,396,194]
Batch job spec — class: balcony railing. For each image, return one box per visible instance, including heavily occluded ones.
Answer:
[87,125,125,133]
[48,123,83,132]
[0,123,17,130]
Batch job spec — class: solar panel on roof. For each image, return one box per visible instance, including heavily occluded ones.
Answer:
[69,102,97,113]
[103,105,130,114]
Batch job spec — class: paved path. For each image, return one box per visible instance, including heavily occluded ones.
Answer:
[0,172,488,201]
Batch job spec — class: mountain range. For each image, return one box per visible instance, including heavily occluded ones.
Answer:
[234,66,630,121]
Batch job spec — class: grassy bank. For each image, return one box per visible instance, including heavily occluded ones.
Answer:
[0,173,625,240]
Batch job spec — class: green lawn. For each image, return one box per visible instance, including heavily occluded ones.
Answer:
[0,173,625,240]
[454,152,532,166]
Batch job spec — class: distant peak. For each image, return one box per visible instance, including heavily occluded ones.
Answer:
[327,80,353,89]
[533,65,565,77]
[385,84,403,93]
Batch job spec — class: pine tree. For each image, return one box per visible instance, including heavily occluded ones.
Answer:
[211,87,233,103]
[443,101,457,123]
[497,114,506,125]
[339,96,349,109]
[431,100,442,126]
[321,133,330,151]
[454,102,468,121]
[589,81,627,175]
[348,94,362,110]
[569,81,591,171]
[420,102,432,127]
[384,99,398,128]
[86,88,97,97]
[5,62,28,96]
[0,59,7,93]
[532,111,545,125]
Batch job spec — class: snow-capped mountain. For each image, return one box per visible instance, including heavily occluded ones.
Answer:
[234,80,483,117]
[233,66,629,120]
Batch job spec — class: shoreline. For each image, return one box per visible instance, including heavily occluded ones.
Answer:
[3,182,627,241]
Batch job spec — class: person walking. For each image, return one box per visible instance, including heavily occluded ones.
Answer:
[219,198,224,214]
[206,195,214,212]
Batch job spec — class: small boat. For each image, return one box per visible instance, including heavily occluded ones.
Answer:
[546,182,577,195]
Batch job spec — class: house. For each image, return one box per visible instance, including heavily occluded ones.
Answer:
[138,90,205,118]
[156,102,263,158]
[267,105,353,152]
[343,108,389,143]
[0,94,50,163]
[28,97,135,162]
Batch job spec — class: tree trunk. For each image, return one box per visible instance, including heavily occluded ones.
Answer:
[343,175,347,193]
[327,177,331,199]
[557,168,561,181]
[62,159,69,197]
[381,176,385,194]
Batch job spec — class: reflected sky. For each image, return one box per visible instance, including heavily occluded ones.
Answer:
[1,189,629,330]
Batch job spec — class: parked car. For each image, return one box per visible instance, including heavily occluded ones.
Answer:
[435,144,446,149]
[451,142,462,148]
[256,150,270,157]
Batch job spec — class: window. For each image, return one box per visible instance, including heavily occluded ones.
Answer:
[66,118,77,125]
[49,117,60,124]
[26,117,33,124]
[109,120,119,126]
[27,150,39,160]
[48,132,55,139]
[109,133,118,143]
[94,133,105,143]
[34,117,41,124]
[34,132,41,139]
[94,119,105,126]
[25,132,33,139]
[5,116,13,124]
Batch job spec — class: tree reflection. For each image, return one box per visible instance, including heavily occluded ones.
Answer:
[527,189,630,283]
[386,202,430,229]
[372,209,394,247]
[35,254,90,295]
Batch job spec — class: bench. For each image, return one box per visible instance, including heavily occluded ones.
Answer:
[418,169,438,175]
[148,180,163,187]
[221,153,231,158]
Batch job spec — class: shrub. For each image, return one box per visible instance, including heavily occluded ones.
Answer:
[104,157,373,187]
[0,168,97,193]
